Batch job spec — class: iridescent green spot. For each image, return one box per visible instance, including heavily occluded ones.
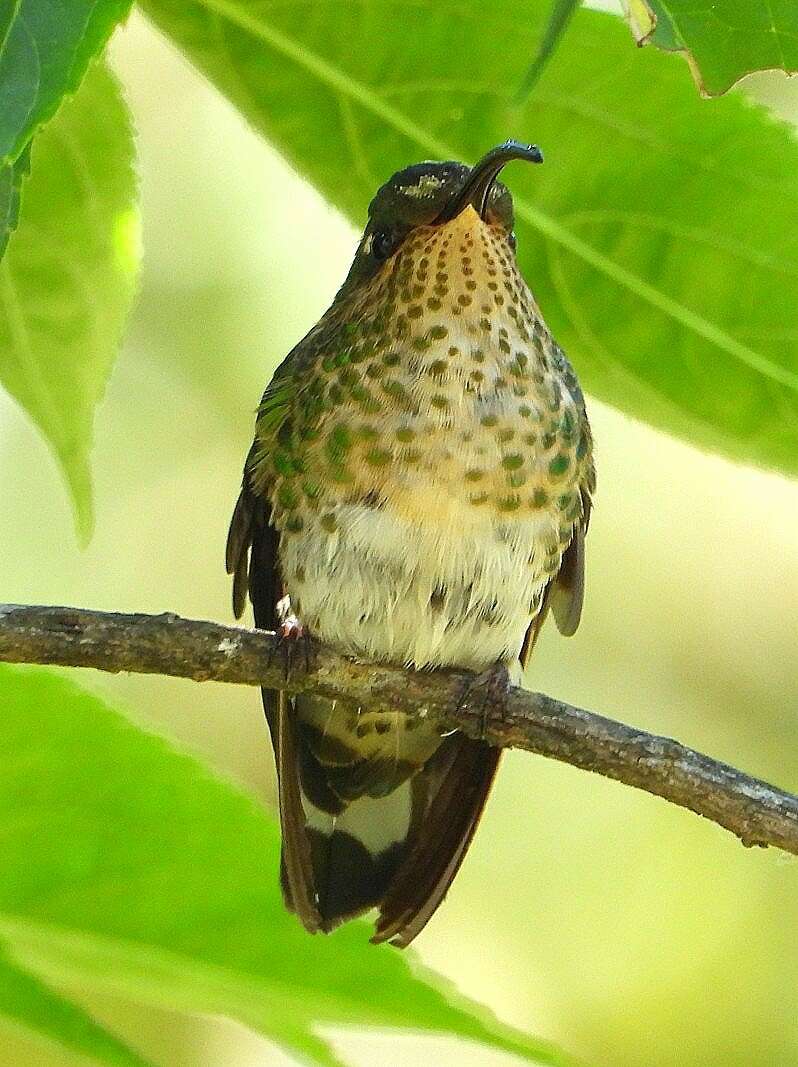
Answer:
[382,353,401,367]
[329,467,354,485]
[541,432,556,450]
[278,483,299,509]
[531,488,549,508]
[470,370,484,384]
[427,297,442,311]
[457,294,472,307]
[519,404,532,418]
[502,453,523,470]
[507,471,527,488]
[524,432,537,446]
[365,362,383,379]
[549,454,570,477]
[273,450,294,477]
[326,423,352,460]
[382,380,413,408]
[412,336,430,352]
[402,448,421,465]
[395,427,415,442]
[469,491,489,506]
[497,428,515,443]
[428,324,448,340]
[428,359,448,377]
[351,385,381,414]
[465,468,484,482]
[407,304,423,319]
[560,409,578,441]
[302,479,321,500]
[285,515,304,533]
[366,447,392,466]
[357,424,379,441]
[321,513,338,533]
[472,349,485,363]
[498,494,521,512]
[465,280,477,291]
[431,394,450,411]
[480,414,498,428]
[338,367,358,387]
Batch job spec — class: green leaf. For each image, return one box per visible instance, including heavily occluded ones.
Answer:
[0,141,28,260]
[0,946,153,1066]
[621,1,798,95]
[139,0,798,478]
[0,61,140,543]
[0,664,565,1067]
[516,0,581,97]
[0,0,132,164]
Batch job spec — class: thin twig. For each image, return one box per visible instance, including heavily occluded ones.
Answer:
[1,603,796,856]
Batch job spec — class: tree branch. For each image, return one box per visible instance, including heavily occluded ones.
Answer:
[1,603,796,856]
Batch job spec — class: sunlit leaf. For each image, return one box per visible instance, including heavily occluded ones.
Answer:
[0,947,153,1066]
[140,0,798,478]
[0,664,565,1067]
[0,0,132,163]
[620,0,798,95]
[0,61,140,543]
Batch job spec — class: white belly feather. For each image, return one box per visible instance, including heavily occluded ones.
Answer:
[281,496,558,672]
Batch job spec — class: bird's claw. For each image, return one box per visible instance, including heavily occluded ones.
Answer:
[269,596,317,682]
[456,661,511,741]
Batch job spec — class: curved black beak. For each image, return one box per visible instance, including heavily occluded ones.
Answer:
[437,140,543,222]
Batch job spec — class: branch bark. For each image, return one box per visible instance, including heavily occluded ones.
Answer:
[1,603,796,856]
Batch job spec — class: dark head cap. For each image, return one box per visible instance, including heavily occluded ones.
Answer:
[343,141,543,289]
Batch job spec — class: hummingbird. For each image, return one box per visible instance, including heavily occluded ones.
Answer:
[227,141,595,948]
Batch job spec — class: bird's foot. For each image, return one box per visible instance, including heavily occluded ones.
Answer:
[269,596,316,682]
[456,661,511,741]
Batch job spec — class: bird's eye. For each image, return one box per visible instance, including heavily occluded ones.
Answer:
[371,230,396,261]
[508,231,517,252]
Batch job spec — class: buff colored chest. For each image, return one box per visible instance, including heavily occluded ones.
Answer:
[258,208,592,671]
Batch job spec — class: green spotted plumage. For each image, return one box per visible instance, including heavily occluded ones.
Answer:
[227,143,594,947]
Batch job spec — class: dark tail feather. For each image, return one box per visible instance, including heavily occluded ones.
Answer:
[372,735,501,947]
[277,717,500,946]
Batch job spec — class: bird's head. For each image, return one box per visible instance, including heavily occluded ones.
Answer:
[339,140,543,299]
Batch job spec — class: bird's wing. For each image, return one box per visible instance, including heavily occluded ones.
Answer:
[226,440,323,933]
[520,485,592,668]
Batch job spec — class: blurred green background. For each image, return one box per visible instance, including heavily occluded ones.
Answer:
[1,11,796,1067]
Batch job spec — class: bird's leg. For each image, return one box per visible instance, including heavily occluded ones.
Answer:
[456,661,512,741]
[269,595,316,682]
